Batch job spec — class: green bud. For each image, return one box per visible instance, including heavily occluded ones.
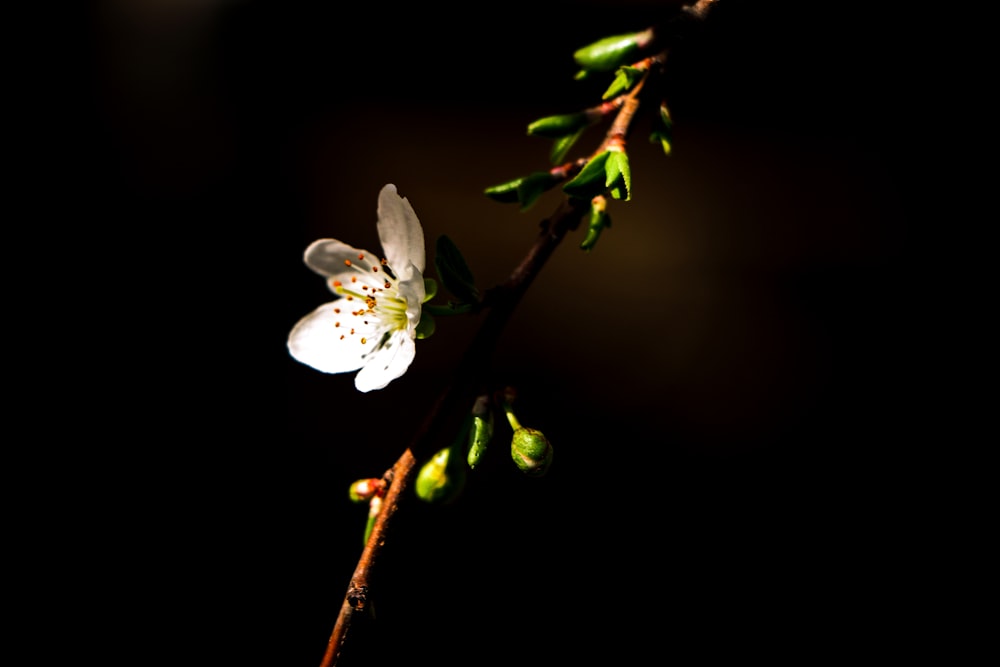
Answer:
[467,395,494,469]
[562,151,610,201]
[511,427,554,477]
[573,30,650,73]
[415,446,466,504]
[605,149,631,201]
[580,196,611,251]
[528,112,591,139]
[650,101,674,156]
[500,387,553,477]
[484,171,560,211]
[434,235,480,305]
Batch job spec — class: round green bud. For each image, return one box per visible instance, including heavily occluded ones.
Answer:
[415,447,466,504]
[510,427,553,477]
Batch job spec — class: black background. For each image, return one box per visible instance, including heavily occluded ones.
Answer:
[74,1,928,664]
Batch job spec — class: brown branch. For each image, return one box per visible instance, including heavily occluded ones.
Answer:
[317,3,722,664]
[318,195,589,667]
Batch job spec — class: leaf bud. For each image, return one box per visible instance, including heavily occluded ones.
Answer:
[580,195,611,251]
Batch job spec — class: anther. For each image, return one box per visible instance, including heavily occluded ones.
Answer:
[344,259,352,267]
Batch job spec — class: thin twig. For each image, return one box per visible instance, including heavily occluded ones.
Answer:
[319,196,589,667]
[317,2,722,663]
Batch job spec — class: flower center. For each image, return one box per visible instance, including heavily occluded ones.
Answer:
[329,253,409,345]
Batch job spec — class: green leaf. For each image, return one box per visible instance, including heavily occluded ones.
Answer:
[604,150,631,201]
[562,152,610,201]
[434,235,479,304]
[550,129,584,164]
[415,311,436,339]
[528,112,590,138]
[421,277,438,303]
[573,32,645,73]
[602,66,644,100]
[484,171,560,210]
[483,178,523,203]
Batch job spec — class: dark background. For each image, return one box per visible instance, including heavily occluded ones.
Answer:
[77,1,926,664]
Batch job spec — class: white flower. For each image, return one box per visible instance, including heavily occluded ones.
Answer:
[287,184,426,392]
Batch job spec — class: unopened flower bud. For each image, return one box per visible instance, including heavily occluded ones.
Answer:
[349,478,383,503]
[467,394,494,469]
[500,387,553,477]
[415,446,466,504]
[510,427,554,477]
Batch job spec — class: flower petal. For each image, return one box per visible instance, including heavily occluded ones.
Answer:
[353,329,416,392]
[303,240,377,278]
[287,302,380,374]
[377,184,425,276]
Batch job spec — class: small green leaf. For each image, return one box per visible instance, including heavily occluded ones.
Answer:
[605,150,631,201]
[602,66,644,100]
[528,112,590,138]
[483,178,522,203]
[550,129,584,164]
[562,152,610,201]
[484,172,560,210]
[434,235,479,304]
[573,32,645,73]
[421,277,438,303]
[416,311,436,339]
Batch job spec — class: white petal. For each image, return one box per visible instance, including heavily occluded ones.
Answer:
[397,270,426,322]
[287,302,380,374]
[353,329,416,392]
[304,239,376,278]
[377,184,425,276]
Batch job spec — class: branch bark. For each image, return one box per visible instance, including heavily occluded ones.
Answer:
[317,3,722,663]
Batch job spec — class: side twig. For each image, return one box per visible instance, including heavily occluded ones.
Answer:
[319,196,589,667]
